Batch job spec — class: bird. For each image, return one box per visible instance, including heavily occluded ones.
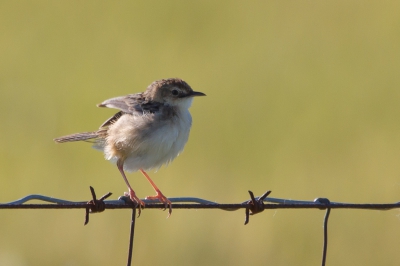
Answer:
[54,78,205,216]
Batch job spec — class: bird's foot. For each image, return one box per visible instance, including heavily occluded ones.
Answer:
[145,190,172,217]
[124,189,145,217]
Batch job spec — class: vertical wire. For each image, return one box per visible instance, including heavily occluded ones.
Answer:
[127,207,136,266]
[321,208,331,266]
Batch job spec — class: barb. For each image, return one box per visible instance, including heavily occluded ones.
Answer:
[85,186,112,225]
[244,190,271,225]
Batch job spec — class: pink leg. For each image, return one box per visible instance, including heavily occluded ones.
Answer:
[117,160,145,215]
[140,169,172,217]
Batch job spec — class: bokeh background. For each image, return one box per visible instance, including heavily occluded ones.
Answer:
[1,1,400,265]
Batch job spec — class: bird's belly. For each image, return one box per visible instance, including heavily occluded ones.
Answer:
[106,113,192,172]
[124,126,189,171]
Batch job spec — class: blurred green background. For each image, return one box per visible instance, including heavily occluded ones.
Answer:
[1,1,400,265]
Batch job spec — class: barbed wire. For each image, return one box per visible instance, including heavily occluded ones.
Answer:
[1,187,399,266]
[3,190,399,211]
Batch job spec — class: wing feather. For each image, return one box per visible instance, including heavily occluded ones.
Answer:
[97,93,162,114]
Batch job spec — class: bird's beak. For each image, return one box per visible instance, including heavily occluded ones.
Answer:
[191,91,206,97]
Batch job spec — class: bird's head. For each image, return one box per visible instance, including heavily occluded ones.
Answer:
[145,78,205,109]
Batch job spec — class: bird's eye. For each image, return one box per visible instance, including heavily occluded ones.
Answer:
[171,89,179,96]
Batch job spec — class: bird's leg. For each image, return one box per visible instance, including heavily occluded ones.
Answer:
[140,169,172,217]
[117,160,145,215]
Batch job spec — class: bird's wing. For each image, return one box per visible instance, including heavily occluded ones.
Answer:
[97,93,163,128]
[97,93,162,114]
[98,111,123,128]
[97,93,142,112]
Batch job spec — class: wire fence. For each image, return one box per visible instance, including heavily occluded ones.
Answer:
[1,186,400,266]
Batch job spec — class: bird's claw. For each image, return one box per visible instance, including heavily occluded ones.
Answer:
[124,190,145,217]
[145,191,172,218]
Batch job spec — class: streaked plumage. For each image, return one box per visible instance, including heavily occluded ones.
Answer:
[55,78,205,216]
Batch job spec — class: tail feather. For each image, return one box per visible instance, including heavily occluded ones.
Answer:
[54,132,99,143]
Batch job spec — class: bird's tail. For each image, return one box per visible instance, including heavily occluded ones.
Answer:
[54,131,99,143]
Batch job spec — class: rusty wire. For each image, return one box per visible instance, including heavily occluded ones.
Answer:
[1,187,400,266]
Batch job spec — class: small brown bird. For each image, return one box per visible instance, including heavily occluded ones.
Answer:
[54,78,205,216]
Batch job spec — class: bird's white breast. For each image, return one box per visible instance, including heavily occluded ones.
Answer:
[103,104,193,172]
